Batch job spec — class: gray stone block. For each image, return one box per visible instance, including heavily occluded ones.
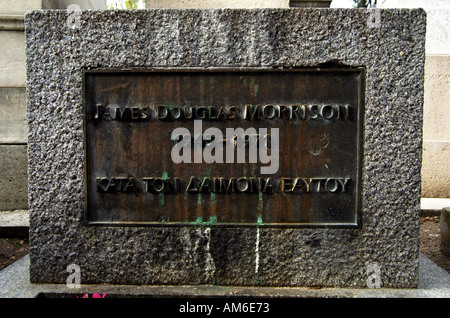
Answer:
[0,87,27,144]
[0,30,26,87]
[25,9,426,287]
[0,145,28,210]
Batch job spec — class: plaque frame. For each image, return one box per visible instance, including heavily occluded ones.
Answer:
[82,67,365,228]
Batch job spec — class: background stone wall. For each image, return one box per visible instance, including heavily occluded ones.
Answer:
[0,0,39,210]
[146,0,289,8]
[378,0,450,197]
[0,0,106,210]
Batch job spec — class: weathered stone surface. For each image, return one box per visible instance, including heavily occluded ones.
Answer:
[422,140,450,198]
[0,30,26,87]
[1,254,450,298]
[0,0,42,15]
[26,9,426,287]
[0,87,28,210]
[0,87,27,143]
[422,55,450,198]
[0,145,28,210]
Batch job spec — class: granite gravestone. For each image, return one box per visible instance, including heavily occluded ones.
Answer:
[26,9,426,287]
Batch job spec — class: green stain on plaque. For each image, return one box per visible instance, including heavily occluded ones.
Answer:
[206,215,217,224]
[258,192,263,212]
[190,215,217,226]
[159,193,164,208]
[250,78,258,97]
[257,215,264,225]
[210,192,217,205]
[257,192,264,225]
[254,84,259,97]
[193,216,203,224]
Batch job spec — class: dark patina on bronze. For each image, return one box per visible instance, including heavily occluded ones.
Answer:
[83,68,364,227]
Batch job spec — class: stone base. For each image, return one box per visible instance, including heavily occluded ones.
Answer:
[1,254,449,298]
[0,210,29,238]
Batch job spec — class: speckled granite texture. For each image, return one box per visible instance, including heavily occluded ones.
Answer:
[26,9,426,287]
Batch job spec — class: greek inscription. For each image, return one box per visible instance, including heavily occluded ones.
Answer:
[97,176,351,194]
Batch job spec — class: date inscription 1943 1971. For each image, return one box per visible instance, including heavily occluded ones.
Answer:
[84,69,363,227]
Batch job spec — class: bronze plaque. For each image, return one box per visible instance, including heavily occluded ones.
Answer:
[84,68,363,227]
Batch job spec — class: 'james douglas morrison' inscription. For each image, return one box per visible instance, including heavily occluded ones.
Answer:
[84,69,363,226]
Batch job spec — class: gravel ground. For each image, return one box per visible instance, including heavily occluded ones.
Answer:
[1,217,449,274]
[0,238,29,271]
